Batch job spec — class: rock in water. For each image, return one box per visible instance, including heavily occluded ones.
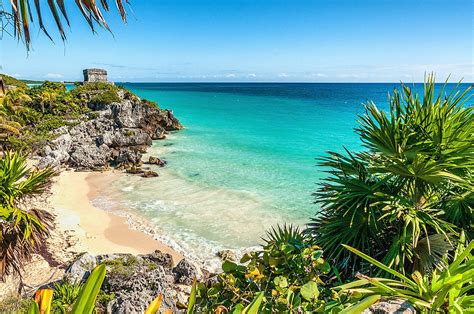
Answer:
[147,156,167,167]
[141,170,159,178]
[217,249,238,262]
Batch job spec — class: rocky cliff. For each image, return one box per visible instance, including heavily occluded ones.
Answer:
[38,89,183,170]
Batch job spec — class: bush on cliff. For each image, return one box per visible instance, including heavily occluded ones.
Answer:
[308,75,473,277]
[195,225,334,312]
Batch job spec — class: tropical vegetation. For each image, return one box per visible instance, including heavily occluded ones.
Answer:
[0,74,471,313]
[308,75,473,277]
[1,0,129,51]
[195,225,331,312]
[0,80,123,151]
[336,238,474,313]
[0,151,54,282]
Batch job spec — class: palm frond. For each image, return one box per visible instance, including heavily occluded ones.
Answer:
[8,0,130,50]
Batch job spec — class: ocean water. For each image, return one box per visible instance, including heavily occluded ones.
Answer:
[94,83,471,266]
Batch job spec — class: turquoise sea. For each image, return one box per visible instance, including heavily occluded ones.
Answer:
[94,83,471,266]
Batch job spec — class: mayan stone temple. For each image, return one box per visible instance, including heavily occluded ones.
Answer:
[83,68,110,83]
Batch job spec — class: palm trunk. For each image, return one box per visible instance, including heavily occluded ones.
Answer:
[0,76,5,96]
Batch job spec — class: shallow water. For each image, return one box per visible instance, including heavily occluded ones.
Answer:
[92,82,471,265]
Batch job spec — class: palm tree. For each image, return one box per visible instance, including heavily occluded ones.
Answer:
[1,0,129,50]
[1,88,31,113]
[0,151,55,283]
[308,75,473,277]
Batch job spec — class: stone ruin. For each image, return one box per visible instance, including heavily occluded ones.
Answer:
[83,68,109,83]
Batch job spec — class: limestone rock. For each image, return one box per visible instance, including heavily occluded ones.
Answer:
[362,299,416,314]
[37,90,183,171]
[173,259,203,285]
[217,249,238,262]
[147,156,167,167]
[141,170,159,178]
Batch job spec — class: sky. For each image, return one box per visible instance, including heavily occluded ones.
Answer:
[1,0,473,82]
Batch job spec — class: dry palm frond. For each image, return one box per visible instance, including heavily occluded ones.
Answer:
[8,0,130,50]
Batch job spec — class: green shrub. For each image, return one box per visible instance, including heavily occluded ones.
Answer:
[0,294,34,313]
[195,225,332,312]
[308,75,473,277]
[142,98,159,108]
[51,280,82,313]
[335,238,474,313]
[73,82,118,95]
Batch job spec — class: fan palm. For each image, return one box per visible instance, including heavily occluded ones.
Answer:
[308,75,473,277]
[2,0,129,50]
[0,151,55,282]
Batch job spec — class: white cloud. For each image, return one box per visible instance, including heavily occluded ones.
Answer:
[45,73,63,79]
[225,74,236,78]
[247,73,257,78]
[278,73,289,78]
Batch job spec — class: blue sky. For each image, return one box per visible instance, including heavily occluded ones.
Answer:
[1,0,472,82]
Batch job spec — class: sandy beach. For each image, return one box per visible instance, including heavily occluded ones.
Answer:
[51,170,182,264]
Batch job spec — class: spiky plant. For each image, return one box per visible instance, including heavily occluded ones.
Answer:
[308,75,473,277]
[0,151,54,282]
[2,0,129,50]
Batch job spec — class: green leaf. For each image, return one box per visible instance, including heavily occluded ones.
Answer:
[28,302,39,314]
[300,281,319,301]
[186,278,197,314]
[274,276,288,288]
[342,245,417,288]
[71,264,106,314]
[340,295,381,313]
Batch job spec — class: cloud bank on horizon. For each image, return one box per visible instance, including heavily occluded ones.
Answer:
[1,0,472,82]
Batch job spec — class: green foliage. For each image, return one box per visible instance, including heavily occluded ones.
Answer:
[90,90,121,105]
[0,151,55,280]
[309,75,474,277]
[195,225,331,312]
[51,280,82,313]
[0,74,28,89]
[142,98,159,108]
[71,264,107,314]
[73,82,118,95]
[32,265,108,314]
[336,238,474,312]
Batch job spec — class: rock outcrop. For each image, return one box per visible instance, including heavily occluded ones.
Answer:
[39,90,183,170]
[362,299,416,314]
[64,251,202,313]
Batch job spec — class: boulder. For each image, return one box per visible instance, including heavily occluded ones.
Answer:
[173,259,203,285]
[64,253,97,284]
[147,156,167,167]
[38,90,183,171]
[217,249,238,262]
[362,299,416,314]
[141,171,159,178]
[138,250,174,268]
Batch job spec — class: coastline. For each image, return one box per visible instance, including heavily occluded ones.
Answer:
[50,170,183,264]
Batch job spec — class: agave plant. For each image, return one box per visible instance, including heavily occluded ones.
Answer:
[2,0,129,50]
[308,75,473,276]
[335,239,474,313]
[0,151,55,281]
